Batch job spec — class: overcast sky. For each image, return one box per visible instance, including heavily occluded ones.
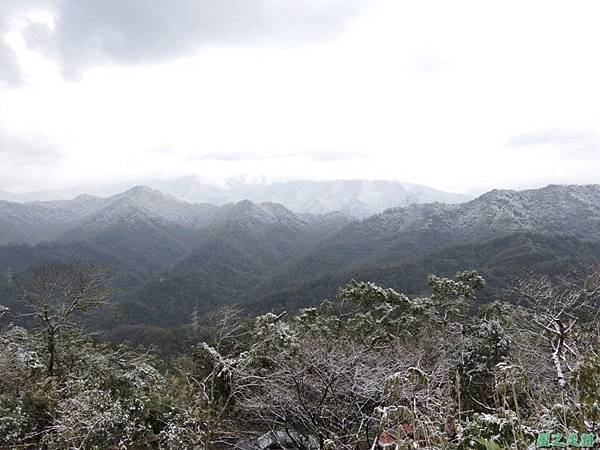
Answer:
[1,0,599,194]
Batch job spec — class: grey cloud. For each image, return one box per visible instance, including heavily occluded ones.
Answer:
[506,128,600,160]
[19,0,374,78]
[23,22,57,58]
[0,0,62,87]
[0,0,59,17]
[0,40,23,87]
[0,1,26,87]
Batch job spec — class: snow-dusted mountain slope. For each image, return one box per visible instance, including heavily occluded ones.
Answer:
[0,185,354,246]
[255,184,600,287]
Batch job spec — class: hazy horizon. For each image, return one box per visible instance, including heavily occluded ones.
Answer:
[1,174,595,199]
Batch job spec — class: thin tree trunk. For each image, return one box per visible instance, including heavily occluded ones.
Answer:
[47,329,56,376]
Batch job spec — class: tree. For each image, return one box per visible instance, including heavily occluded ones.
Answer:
[170,306,255,449]
[16,261,112,376]
[509,269,600,390]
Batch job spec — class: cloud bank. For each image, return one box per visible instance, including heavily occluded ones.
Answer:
[1,0,373,80]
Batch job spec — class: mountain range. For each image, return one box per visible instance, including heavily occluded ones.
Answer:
[1,183,600,349]
[0,177,469,217]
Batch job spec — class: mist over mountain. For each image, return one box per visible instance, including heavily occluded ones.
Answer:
[1,183,600,345]
[0,177,470,217]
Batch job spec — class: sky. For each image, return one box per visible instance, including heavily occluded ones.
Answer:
[1,0,600,195]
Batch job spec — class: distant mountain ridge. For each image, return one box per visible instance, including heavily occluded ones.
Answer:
[0,185,352,245]
[0,177,470,217]
[262,184,600,276]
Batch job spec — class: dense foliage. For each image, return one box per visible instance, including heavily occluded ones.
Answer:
[1,263,599,449]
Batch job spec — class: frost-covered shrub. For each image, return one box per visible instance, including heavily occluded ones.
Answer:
[0,396,29,446]
[157,407,205,449]
[42,388,146,449]
[0,326,43,385]
[459,319,510,412]
[254,312,295,346]
[337,280,425,341]
[538,401,599,434]
[455,411,535,450]
[572,349,600,406]
[39,344,165,448]
[0,326,46,446]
